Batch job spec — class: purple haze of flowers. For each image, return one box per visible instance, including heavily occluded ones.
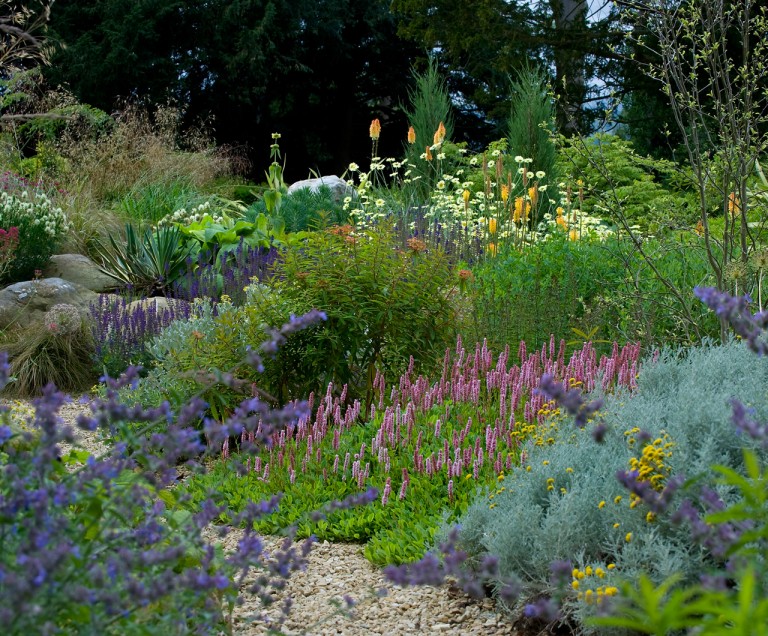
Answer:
[383,528,521,604]
[694,286,768,355]
[89,294,194,377]
[171,242,279,304]
[536,374,605,439]
[0,309,353,633]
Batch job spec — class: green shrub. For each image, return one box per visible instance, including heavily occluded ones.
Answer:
[245,185,349,233]
[260,224,460,406]
[401,57,456,202]
[507,65,557,210]
[450,340,768,632]
[464,233,719,352]
[0,188,70,282]
[557,133,697,231]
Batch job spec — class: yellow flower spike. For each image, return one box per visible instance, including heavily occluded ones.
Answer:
[598,501,606,509]
[488,218,497,234]
[607,563,616,570]
[487,242,497,256]
[369,118,381,140]
[462,189,471,204]
[501,184,509,203]
[625,532,632,543]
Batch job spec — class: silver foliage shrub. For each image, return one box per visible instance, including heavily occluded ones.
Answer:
[449,340,768,633]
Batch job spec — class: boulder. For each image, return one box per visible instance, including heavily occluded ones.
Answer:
[42,254,119,293]
[0,278,98,330]
[126,296,192,317]
[287,175,356,203]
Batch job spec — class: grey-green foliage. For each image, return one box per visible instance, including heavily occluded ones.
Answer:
[401,57,455,202]
[450,340,768,633]
[507,65,557,196]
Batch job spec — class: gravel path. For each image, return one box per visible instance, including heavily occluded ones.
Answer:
[22,398,522,635]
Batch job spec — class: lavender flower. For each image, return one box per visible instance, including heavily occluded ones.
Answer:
[536,374,604,437]
[694,286,768,355]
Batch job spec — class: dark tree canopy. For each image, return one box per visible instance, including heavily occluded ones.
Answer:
[391,0,626,139]
[44,0,422,178]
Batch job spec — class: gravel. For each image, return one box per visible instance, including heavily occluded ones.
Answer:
[18,398,523,635]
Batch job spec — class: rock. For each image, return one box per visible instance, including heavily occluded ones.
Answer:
[287,175,356,203]
[125,296,191,316]
[42,254,119,293]
[0,278,98,330]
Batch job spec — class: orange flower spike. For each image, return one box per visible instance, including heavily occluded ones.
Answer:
[425,145,433,161]
[528,185,538,206]
[728,192,740,216]
[407,125,416,144]
[436,121,446,144]
[513,197,524,223]
[501,184,509,203]
[369,118,381,140]
[489,218,497,234]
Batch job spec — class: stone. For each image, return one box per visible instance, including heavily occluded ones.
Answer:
[125,296,191,316]
[286,175,356,203]
[42,253,119,293]
[0,278,98,330]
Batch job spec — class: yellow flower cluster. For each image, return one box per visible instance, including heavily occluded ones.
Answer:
[625,430,674,511]
[571,565,618,604]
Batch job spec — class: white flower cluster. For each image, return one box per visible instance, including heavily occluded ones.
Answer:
[157,201,223,227]
[0,190,70,240]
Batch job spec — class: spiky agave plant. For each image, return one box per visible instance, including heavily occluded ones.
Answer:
[95,223,193,297]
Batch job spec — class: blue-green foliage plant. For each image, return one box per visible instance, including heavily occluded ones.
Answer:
[450,339,768,633]
[245,185,350,233]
